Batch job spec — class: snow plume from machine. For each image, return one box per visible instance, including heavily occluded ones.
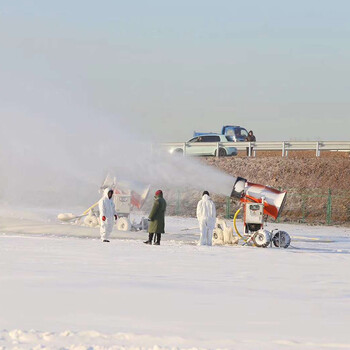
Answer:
[109,151,235,197]
[0,85,234,209]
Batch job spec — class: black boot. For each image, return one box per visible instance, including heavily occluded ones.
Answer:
[144,233,154,244]
[154,233,161,245]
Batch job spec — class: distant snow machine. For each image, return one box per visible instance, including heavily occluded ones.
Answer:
[214,177,291,248]
[58,175,150,232]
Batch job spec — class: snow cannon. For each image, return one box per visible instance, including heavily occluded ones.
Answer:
[231,177,287,219]
[231,177,291,248]
[57,176,150,232]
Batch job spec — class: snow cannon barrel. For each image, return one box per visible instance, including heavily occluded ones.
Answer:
[230,177,287,220]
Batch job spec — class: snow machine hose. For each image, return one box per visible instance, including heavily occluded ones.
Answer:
[233,208,243,239]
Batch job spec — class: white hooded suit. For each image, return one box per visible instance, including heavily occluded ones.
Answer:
[196,194,216,246]
[98,188,117,241]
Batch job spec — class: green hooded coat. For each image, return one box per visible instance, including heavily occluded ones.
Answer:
[148,194,167,234]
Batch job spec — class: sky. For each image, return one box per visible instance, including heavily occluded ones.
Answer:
[1,0,350,142]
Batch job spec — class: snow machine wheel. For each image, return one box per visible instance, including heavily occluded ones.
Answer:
[252,230,271,248]
[117,217,132,231]
[84,215,99,227]
[272,231,291,248]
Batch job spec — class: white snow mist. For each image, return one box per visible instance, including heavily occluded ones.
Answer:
[0,84,235,209]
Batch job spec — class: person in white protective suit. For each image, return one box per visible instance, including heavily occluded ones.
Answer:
[98,188,117,242]
[196,191,216,246]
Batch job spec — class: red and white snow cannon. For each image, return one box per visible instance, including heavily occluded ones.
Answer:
[231,177,291,248]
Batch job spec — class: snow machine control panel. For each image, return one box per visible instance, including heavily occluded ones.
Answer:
[245,203,264,224]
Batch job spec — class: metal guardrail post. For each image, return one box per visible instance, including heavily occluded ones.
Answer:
[316,141,320,157]
[282,142,285,157]
[216,142,220,157]
[183,143,186,156]
[248,142,252,157]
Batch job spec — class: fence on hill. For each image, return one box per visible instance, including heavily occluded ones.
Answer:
[163,188,350,225]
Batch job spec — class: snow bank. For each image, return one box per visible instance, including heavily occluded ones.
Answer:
[0,329,193,350]
[2,329,350,349]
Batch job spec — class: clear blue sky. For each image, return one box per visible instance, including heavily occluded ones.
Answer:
[1,0,350,141]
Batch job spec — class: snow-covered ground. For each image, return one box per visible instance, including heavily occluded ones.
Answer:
[1,207,350,349]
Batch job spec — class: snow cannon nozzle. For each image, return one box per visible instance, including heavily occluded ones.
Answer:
[244,183,287,220]
[230,177,247,199]
[230,177,287,220]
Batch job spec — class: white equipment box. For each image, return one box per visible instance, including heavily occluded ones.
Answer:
[245,203,264,224]
[115,194,131,215]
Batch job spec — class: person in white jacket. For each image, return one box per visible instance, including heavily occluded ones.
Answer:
[98,188,117,242]
[196,191,216,246]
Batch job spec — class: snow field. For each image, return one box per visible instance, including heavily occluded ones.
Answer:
[0,211,350,349]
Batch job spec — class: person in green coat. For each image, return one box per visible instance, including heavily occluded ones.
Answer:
[144,190,167,245]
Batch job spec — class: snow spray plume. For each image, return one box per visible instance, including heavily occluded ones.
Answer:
[0,84,234,209]
[109,151,235,197]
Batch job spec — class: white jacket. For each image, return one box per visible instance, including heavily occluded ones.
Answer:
[98,188,117,220]
[196,194,216,228]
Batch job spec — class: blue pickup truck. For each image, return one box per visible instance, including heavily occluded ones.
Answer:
[194,125,249,142]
